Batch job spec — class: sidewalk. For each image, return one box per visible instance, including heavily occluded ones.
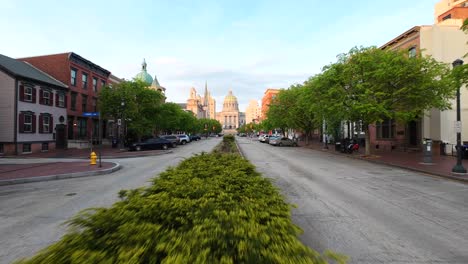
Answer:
[1,145,170,159]
[0,161,120,186]
[298,140,468,183]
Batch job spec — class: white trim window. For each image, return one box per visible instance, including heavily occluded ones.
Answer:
[43,115,50,133]
[25,87,33,102]
[24,114,33,132]
[43,90,50,105]
[58,93,65,107]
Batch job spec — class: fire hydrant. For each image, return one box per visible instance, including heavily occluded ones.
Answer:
[90,151,97,165]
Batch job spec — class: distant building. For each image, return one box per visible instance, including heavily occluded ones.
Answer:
[216,90,240,133]
[261,88,281,120]
[245,100,261,124]
[20,52,111,147]
[0,54,68,155]
[185,82,216,119]
[435,0,468,26]
[134,59,166,94]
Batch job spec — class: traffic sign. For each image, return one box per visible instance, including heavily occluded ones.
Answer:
[83,112,99,117]
[455,121,462,133]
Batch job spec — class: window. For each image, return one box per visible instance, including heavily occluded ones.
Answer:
[41,142,49,151]
[43,90,50,105]
[71,92,77,111]
[58,93,65,107]
[82,95,88,112]
[24,114,33,132]
[376,119,395,139]
[93,77,98,92]
[82,73,88,89]
[101,80,106,87]
[22,143,31,153]
[0,143,3,154]
[25,87,33,101]
[92,98,97,112]
[43,115,50,133]
[71,69,77,86]
[408,47,417,58]
[442,14,452,21]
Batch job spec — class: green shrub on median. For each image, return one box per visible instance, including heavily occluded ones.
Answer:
[16,152,346,264]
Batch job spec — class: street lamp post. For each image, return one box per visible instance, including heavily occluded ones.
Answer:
[452,59,466,173]
[120,101,125,149]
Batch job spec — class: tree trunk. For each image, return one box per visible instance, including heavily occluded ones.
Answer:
[365,127,371,156]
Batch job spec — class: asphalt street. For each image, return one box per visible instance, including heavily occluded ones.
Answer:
[0,138,221,264]
[237,137,468,264]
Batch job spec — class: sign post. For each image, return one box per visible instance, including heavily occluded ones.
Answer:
[83,112,101,167]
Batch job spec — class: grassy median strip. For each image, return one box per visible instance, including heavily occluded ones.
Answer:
[16,137,346,264]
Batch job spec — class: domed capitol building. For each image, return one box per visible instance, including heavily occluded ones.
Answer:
[216,90,245,133]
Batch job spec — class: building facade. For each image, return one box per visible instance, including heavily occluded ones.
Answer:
[372,0,468,153]
[261,89,281,120]
[216,90,240,133]
[0,54,68,155]
[185,82,216,119]
[20,52,111,148]
[245,99,261,124]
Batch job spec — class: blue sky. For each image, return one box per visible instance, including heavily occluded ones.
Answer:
[1,0,438,111]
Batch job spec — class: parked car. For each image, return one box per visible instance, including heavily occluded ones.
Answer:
[129,137,171,151]
[269,137,298,147]
[265,135,278,144]
[259,135,269,143]
[190,134,201,141]
[176,134,190,145]
[160,135,179,147]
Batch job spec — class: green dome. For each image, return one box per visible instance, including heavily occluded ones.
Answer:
[135,59,153,85]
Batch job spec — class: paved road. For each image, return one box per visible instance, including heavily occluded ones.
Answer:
[0,138,221,264]
[237,137,468,264]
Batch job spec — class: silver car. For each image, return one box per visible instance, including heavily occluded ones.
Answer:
[269,137,298,147]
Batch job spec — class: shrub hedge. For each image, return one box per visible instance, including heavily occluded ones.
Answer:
[16,153,345,263]
[213,134,238,154]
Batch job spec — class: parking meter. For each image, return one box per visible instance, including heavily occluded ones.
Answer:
[423,138,433,164]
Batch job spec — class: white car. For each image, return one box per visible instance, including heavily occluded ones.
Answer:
[176,134,190,145]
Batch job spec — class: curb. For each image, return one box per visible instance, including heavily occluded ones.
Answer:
[0,162,122,186]
[308,147,468,184]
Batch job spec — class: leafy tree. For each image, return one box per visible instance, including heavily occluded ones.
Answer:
[99,80,164,142]
[317,46,455,155]
[196,118,222,135]
[265,90,290,136]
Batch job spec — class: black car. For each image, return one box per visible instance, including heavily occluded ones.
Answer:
[129,137,171,151]
[160,135,180,147]
[190,134,201,141]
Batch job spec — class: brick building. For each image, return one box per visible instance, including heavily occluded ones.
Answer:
[370,0,468,153]
[261,88,281,120]
[20,53,111,147]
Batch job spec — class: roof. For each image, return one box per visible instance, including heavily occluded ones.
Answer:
[0,54,68,88]
[380,26,421,50]
[19,52,111,76]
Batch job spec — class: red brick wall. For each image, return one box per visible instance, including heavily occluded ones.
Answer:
[438,7,468,22]
[21,53,70,85]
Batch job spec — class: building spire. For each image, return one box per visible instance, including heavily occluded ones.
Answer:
[204,80,209,106]
[142,58,147,71]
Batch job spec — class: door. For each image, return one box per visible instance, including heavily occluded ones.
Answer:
[408,121,418,146]
[56,124,67,149]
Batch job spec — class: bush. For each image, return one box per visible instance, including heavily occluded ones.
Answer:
[16,154,345,264]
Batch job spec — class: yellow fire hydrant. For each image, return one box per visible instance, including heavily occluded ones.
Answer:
[90,151,97,165]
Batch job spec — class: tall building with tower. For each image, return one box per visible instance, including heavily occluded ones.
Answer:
[185,82,216,119]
